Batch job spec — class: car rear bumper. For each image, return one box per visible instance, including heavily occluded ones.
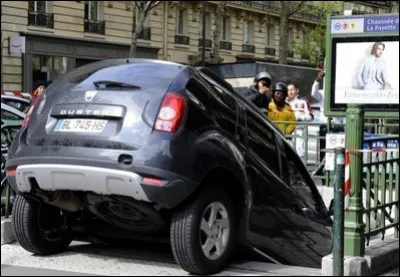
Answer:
[6,159,199,209]
[14,164,150,202]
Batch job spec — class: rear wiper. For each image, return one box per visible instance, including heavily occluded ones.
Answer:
[93,80,141,89]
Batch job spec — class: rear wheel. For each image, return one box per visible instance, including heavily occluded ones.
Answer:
[170,187,236,275]
[12,195,72,255]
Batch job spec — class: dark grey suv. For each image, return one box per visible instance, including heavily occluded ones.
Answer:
[6,59,332,275]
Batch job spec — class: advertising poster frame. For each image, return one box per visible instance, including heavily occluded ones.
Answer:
[324,13,399,118]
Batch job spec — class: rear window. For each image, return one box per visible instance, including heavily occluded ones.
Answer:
[46,60,186,93]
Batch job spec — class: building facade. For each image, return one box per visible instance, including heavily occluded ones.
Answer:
[1,1,394,92]
[1,1,159,92]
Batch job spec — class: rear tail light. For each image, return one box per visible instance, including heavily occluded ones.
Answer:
[154,93,186,133]
[142,177,166,186]
[6,167,17,177]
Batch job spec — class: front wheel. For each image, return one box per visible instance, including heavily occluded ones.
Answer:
[12,195,72,255]
[170,187,236,275]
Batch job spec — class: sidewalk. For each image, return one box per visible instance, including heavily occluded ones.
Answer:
[1,240,321,276]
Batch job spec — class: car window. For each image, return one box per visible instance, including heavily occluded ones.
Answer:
[284,144,318,210]
[198,72,238,110]
[4,100,29,112]
[2,110,22,120]
[247,114,281,175]
[45,60,186,94]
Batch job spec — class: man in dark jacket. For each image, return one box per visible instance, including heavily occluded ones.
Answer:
[242,71,272,110]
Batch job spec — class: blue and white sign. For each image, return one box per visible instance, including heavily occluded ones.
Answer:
[364,15,399,32]
[331,18,364,33]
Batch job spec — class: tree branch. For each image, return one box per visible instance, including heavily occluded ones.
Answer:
[287,1,306,17]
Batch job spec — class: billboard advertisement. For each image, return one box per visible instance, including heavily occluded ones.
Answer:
[325,14,399,118]
[333,38,399,104]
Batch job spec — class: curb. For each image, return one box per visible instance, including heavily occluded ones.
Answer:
[366,237,399,276]
[1,218,15,245]
[322,237,399,276]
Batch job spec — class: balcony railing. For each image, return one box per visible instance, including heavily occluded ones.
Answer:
[231,1,325,22]
[138,27,151,40]
[28,12,54,28]
[265,47,276,56]
[175,35,190,45]
[220,41,232,50]
[199,38,212,48]
[242,44,255,53]
[348,1,393,8]
[84,19,105,35]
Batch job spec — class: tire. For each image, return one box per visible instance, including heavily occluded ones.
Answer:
[170,187,237,275]
[12,195,72,255]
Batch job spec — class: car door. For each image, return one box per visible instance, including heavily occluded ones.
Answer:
[279,142,333,267]
[234,102,296,264]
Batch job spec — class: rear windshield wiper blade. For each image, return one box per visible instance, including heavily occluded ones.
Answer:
[93,80,141,89]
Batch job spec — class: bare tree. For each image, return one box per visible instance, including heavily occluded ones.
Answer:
[129,1,161,58]
[211,1,228,64]
[278,1,306,64]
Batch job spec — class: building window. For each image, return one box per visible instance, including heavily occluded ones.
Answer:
[32,55,68,88]
[176,8,188,35]
[28,1,53,28]
[288,28,294,48]
[29,1,46,13]
[85,1,98,21]
[266,25,274,47]
[243,21,254,44]
[302,30,309,48]
[84,1,104,34]
[199,13,211,38]
[222,17,230,41]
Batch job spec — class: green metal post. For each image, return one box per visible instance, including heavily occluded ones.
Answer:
[344,105,366,256]
[333,147,345,276]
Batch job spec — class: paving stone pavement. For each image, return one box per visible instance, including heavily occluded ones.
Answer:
[1,241,321,276]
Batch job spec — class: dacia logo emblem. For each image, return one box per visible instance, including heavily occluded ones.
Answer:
[85,90,98,102]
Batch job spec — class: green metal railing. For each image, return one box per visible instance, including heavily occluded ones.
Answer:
[362,136,399,245]
[273,119,399,187]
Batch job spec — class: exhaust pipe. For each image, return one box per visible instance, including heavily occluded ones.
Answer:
[34,190,82,212]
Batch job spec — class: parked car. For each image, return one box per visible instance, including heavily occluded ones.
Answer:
[1,103,24,152]
[1,95,31,113]
[1,103,24,215]
[5,59,332,275]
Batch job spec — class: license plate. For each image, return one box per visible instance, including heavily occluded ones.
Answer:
[54,119,107,133]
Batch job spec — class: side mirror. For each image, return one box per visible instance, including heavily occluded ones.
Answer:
[328,199,334,217]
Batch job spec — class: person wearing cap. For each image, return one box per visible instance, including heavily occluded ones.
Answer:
[267,82,296,135]
[241,71,272,110]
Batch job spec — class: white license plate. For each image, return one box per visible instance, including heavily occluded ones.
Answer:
[55,119,107,133]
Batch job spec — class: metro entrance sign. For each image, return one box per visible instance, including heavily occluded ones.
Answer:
[324,13,399,118]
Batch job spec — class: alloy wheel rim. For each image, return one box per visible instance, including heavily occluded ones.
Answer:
[199,201,230,260]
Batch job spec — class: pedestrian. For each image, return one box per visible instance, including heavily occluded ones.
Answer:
[287,82,314,121]
[24,80,50,113]
[287,82,314,160]
[241,71,272,111]
[267,82,296,135]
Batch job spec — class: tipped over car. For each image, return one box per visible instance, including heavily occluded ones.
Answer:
[6,59,332,275]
